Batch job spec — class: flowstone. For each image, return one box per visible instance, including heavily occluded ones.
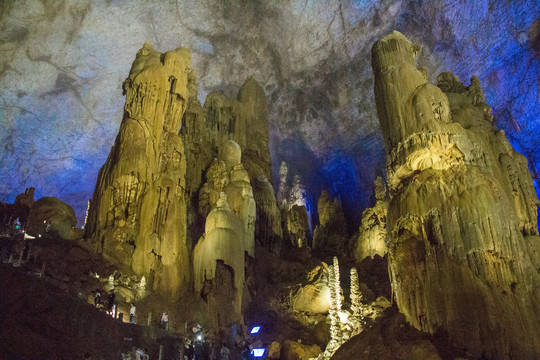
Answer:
[372,31,540,359]
[85,42,191,300]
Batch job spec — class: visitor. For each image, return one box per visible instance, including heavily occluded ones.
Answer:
[193,340,203,360]
[209,341,217,360]
[107,290,115,315]
[130,303,136,323]
[94,290,101,307]
[161,312,169,330]
[185,341,194,360]
[241,341,250,360]
[135,348,144,360]
[220,343,230,360]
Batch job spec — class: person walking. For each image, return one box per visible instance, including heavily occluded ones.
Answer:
[107,290,115,316]
[220,343,230,360]
[161,312,169,330]
[130,303,136,323]
[94,290,101,307]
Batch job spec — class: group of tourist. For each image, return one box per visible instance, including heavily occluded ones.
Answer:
[183,334,252,360]
[93,289,169,330]
[94,289,117,316]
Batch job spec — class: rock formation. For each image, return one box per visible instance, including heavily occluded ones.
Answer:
[251,175,283,254]
[312,190,348,253]
[193,192,245,317]
[372,31,540,358]
[193,141,256,320]
[85,42,191,300]
[277,161,290,210]
[14,187,35,209]
[289,263,331,314]
[201,78,282,254]
[354,176,388,261]
[26,196,84,240]
[180,70,214,241]
[286,205,309,248]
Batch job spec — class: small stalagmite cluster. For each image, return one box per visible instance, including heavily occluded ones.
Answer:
[372,31,540,359]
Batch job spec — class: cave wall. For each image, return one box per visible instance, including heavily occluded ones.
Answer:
[372,31,540,359]
[1,1,538,227]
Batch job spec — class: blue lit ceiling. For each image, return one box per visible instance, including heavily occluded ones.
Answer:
[1,1,539,226]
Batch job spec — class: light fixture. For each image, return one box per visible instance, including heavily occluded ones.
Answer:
[250,326,261,334]
[251,348,265,357]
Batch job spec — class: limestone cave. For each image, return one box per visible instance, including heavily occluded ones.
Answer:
[1,1,540,359]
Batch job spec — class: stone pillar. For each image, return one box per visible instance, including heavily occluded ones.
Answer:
[372,31,540,359]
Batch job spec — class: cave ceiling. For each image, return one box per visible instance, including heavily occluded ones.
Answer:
[1,0,539,224]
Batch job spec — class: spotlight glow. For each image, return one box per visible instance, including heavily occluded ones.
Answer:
[250,326,261,334]
[252,348,265,357]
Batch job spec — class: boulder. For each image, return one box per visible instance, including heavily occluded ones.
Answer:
[27,197,83,240]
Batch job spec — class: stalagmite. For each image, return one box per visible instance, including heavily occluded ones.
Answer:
[203,78,281,253]
[354,176,388,261]
[372,31,540,359]
[312,190,348,252]
[85,42,191,300]
[193,192,244,318]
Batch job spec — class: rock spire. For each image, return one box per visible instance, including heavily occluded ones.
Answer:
[372,31,540,359]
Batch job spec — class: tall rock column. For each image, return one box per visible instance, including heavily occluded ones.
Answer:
[372,31,540,359]
[86,42,191,300]
[194,140,256,320]
[204,78,282,253]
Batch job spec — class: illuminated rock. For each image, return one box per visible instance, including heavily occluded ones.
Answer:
[198,140,256,257]
[193,140,256,320]
[312,190,348,252]
[180,69,214,236]
[85,42,190,300]
[14,187,35,209]
[193,192,244,317]
[372,31,540,358]
[281,340,321,360]
[202,78,281,253]
[289,263,331,314]
[286,205,309,248]
[354,176,388,261]
[26,196,84,240]
[252,175,282,254]
[277,161,290,210]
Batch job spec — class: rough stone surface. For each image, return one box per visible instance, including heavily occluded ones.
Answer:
[372,31,540,359]
[85,43,191,300]
[281,340,321,360]
[193,141,255,319]
[289,263,331,314]
[286,205,309,248]
[1,1,539,229]
[312,190,348,253]
[252,175,282,254]
[331,308,452,360]
[355,176,388,261]
[27,196,83,240]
